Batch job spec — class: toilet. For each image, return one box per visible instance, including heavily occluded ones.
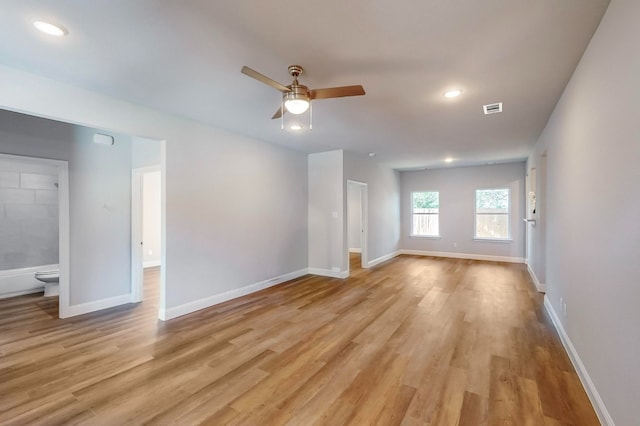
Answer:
[35,270,60,297]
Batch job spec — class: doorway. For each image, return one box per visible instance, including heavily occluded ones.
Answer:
[346,180,368,273]
[0,153,70,318]
[526,167,536,263]
[131,166,162,310]
[536,153,547,288]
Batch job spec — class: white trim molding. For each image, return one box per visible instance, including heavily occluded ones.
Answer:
[527,264,546,293]
[367,251,401,268]
[160,268,309,321]
[308,268,349,279]
[348,248,362,254]
[143,260,162,268]
[61,293,133,318]
[543,297,614,426]
[400,249,524,264]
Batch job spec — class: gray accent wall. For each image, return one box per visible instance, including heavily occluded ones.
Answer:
[400,163,526,260]
[0,159,59,270]
[528,0,639,423]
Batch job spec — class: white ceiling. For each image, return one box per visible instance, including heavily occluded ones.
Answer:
[0,1,609,169]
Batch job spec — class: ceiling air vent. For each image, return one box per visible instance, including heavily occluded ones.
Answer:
[483,102,503,115]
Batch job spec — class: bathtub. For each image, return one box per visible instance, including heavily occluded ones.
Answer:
[0,264,58,299]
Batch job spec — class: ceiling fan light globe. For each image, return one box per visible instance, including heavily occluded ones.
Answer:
[284,99,310,114]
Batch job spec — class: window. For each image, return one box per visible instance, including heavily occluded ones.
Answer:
[475,188,510,239]
[411,191,439,237]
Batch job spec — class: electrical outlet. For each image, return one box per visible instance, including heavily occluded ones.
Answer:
[453,242,457,248]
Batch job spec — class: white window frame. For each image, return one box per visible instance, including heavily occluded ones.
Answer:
[410,191,440,238]
[474,188,511,241]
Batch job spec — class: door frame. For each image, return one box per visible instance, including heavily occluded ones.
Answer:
[131,165,160,304]
[346,180,369,273]
[0,153,70,318]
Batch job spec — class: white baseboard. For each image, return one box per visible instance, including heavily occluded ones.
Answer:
[0,288,44,299]
[160,268,309,321]
[367,251,401,268]
[308,268,349,279]
[143,260,161,268]
[543,297,614,426]
[349,248,362,253]
[400,249,524,264]
[61,293,133,318]
[527,264,546,293]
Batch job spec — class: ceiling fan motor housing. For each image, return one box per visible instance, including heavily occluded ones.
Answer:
[285,84,310,102]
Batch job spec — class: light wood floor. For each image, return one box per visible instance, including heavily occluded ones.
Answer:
[0,255,599,425]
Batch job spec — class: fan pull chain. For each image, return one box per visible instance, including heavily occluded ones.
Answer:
[281,98,284,130]
[309,102,313,131]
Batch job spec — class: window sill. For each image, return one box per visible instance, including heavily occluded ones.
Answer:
[410,235,441,239]
[472,238,512,243]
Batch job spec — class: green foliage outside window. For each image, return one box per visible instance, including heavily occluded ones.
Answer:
[412,191,439,209]
[476,189,508,211]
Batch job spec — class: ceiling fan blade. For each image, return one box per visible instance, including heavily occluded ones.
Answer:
[272,105,286,120]
[241,66,290,93]
[309,85,365,100]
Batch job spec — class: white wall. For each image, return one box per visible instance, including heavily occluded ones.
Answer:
[0,65,308,317]
[166,132,308,309]
[308,150,344,276]
[343,151,401,265]
[132,136,162,168]
[400,163,526,261]
[0,109,132,305]
[143,170,161,267]
[528,0,639,424]
[347,182,362,251]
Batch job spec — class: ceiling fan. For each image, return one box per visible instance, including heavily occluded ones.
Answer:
[241,65,365,119]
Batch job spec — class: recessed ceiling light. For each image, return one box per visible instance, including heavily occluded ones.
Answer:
[368,152,376,157]
[289,124,303,131]
[444,157,454,163]
[33,20,68,37]
[444,89,462,98]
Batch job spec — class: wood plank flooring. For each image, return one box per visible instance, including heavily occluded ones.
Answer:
[0,255,599,425]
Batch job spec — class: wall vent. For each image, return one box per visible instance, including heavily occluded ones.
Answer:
[483,102,503,115]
